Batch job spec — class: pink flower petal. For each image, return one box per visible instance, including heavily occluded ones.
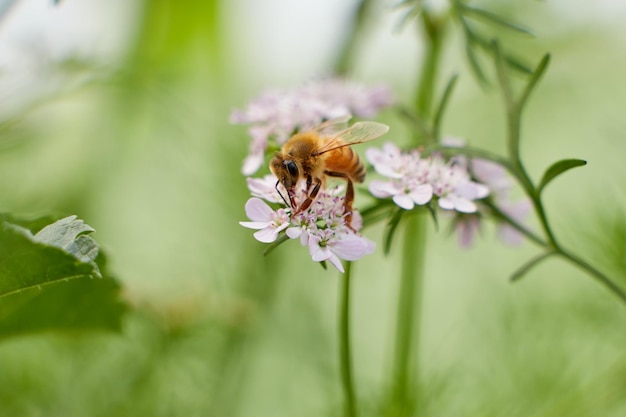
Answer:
[254,227,279,243]
[369,180,399,198]
[393,194,415,210]
[286,227,302,239]
[453,198,477,213]
[410,184,433,205]
[242,152,264,176]
[332,235,375,260]
[326,253,345,273]
[239,221,269,230]
[244,198,274,222]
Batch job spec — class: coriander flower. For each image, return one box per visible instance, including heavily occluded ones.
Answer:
[240,177,375,273]
[239,198,290,243]
[367,144,434,210]
[440,138,532,247]
[366,142,488,213]
[232,78,393,175]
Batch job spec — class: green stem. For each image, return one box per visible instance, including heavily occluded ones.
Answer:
[415,12,445,125]
[390,213,426,416]
[487,198,626,305]
[558,249,626,305]
[339,261,358,417]
[334,0,375,76]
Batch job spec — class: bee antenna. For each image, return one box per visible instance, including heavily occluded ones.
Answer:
[275,181,291,207]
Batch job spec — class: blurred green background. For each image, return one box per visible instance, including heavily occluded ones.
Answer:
[0,0,625,416]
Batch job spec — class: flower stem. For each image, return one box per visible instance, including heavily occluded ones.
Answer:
[415,12,445,127]
[487,199,626,305]
[339,261,358,417]
[389,213,426,416]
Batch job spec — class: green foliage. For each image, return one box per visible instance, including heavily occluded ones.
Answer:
[537,159,587,195]
[0,215,126,338]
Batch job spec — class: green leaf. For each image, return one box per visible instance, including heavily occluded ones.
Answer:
[510,251,556,282]
[537,159,587,195]
[518,53,551,109]
[465,41,488,86]
[0,215,127,338]
[433,73,459,141]
[384,208,405,255]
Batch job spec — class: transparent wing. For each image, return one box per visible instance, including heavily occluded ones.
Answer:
[313,114,352,136]
[313,121,390,156]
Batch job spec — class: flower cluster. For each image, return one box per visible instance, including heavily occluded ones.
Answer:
[239,175,375,273]
[231,78,393,175]
[365,140,532,247]
[366,142,490,213]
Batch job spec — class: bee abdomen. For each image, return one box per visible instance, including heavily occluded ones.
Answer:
[347,147,366,183]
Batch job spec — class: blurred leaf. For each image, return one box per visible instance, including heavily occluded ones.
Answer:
[384,208,405,255]
[465,40,488,86]
[433,73,459,140]
[459,4,534,36]
[425,203,439,231]
[0,215,127,338]
[518,53,551,108]
[537,159,587,195]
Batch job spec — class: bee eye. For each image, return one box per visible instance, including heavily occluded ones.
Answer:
[285,161,298,177]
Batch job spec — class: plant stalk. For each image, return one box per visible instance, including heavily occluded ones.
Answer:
[390,213,427,416]
[339,261,358,417]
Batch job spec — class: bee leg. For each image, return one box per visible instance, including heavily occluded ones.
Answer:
[324,171,356,231]
[294,180,321,215]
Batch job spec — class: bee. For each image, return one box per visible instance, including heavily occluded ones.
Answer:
[270,116,389,227]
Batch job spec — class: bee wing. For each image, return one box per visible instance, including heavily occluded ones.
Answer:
[313,121,390,156]
[313,114,352,136]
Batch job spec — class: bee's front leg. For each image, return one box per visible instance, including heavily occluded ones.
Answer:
[294,179,321,215]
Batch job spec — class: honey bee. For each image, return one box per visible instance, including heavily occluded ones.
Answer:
[270,116,389,227]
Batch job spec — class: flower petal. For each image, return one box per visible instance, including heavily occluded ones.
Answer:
[253,227,280,243]
[369,180,398,198]
[242,152,264,176]
[326,253,345,273]
[409,184,433,205]
[393,194,415,210]
[244,198,274,222]
[239,221,269,230]
[453,198,478,213]
[332,235,375,261]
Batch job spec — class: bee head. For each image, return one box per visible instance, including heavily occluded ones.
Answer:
[270,153,299,208]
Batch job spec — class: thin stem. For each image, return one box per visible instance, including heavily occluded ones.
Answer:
[558,249,626,305]
[390,213,426,416]
[485,197,626,305]
[339,261,358,417]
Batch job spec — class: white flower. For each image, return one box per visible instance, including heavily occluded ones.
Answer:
[366,143,488,213]
[239,198,290,243]
[367,142,435,210]
[246,174,285,204]
[307,229,375,273]
[239,179,376,272]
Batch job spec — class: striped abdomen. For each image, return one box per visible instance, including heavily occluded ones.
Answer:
[322,145,366,183]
